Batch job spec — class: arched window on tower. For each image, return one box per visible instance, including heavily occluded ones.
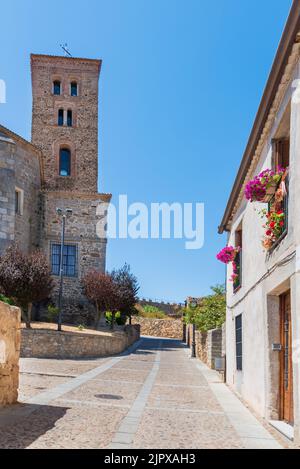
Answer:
[70,81,78,96]
[58,109,64,126]
[67,110,73,127]
[53,80,61,95]
[59,148,71,176]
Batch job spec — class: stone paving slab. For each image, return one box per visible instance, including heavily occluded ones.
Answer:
[0,337,284,449]
[20,357,110,377]
[59,379,142,407]
[18,374,74,401]
[131,409,243,449]
[146,384,224,412]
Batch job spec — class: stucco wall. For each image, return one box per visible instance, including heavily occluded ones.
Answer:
[20,324,140,359]
[0,301,21,406]
[131,317,182,339]
[224,51,300,443]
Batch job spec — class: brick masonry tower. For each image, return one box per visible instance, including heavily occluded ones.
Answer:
[31,54,111,323]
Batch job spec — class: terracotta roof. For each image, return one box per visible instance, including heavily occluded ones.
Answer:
[218,0,300,233]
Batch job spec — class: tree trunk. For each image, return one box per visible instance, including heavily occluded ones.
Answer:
[94,302,107,329]
[94,302,100,329]
[111,312,115,330]
[25,303,32,329]
[99,311,107,328]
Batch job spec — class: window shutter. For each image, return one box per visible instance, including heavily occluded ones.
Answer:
[272,138,289,169]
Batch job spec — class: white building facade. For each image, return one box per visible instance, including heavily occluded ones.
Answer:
[219,2,300,445]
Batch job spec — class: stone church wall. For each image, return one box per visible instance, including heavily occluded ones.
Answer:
[0,132,41,255]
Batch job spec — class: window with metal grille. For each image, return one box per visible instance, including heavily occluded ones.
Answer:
[268,138,289,246]
[51,244,77,277]
[235,314,242,371]
[233,228,242,293]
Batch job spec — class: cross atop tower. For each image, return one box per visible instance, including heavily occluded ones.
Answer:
[60,43,72,57]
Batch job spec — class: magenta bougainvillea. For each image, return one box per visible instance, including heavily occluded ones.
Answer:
[216,246,237,264]
[244,168,284,202]
[216,246,241,282]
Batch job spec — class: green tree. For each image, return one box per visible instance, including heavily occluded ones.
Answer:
[184,284,225,332]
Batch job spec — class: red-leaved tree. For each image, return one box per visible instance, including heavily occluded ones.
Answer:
[111,264,139,323]
[0,245,53,328]
[82,271,121,329]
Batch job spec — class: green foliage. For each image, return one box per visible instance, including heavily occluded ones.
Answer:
[77,324,85,331]
[0,294,15,305]
[105,311,127,326]
[184,284,226,332]
[47,304,59,323]
[139,305,166,319]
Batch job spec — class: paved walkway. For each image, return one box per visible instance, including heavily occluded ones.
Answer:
[0,337,283,449]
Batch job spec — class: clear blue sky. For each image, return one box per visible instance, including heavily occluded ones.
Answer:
[0,0,292,302]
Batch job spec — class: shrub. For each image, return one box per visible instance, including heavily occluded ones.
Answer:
[139,305,166,319]
[47,304,59,323]
[105,311,126,326]
[0,294,15,306]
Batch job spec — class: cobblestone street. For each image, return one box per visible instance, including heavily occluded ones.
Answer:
[0,337,284,449]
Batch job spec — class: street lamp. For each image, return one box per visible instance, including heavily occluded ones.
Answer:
[182,300,187,342]
[189,299,197,358]
[56,207,73,331]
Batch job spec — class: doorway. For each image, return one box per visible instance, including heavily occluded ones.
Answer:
[279,290,294,425]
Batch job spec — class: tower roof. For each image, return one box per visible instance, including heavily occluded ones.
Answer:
[30,53,102,73]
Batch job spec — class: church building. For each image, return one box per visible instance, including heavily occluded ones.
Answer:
[0,53,111,323]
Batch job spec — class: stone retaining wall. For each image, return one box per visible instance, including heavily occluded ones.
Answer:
[131,317,182,339]
[21,324,140,359]
[186,323,225,370]
[0,301,21,406]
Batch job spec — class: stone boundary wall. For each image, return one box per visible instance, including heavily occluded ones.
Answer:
[138,301,181,317]
[131,317,182,339]
[186,323,225,370]
[21,324,140,359]
[0,301,21,406]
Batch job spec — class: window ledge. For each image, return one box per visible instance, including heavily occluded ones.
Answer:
[233,285,242,294]
[267,230,288,257]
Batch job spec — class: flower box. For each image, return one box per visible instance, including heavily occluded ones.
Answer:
[259,181,278,203]
[244,168,284,203]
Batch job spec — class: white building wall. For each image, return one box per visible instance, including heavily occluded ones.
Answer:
[225,58,300,442]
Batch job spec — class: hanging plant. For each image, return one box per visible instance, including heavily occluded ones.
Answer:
[244,167,285,203]
[216,246,241,282]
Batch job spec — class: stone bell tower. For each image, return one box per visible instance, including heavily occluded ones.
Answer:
[31,54,101,191]
[30,54,111,324]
